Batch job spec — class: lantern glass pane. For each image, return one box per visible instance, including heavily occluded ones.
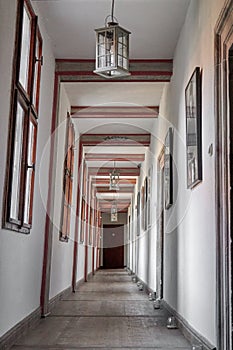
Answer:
[97,32,105,68]
[117,30,128,69]
[106,29,115,67]
[123,57,128,69]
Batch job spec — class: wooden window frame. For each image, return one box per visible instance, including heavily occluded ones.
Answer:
[3,0,43,234]
[60,116,75,242]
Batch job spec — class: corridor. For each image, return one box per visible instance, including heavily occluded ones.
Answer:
[11,270,191,349]
[1,1,233,349]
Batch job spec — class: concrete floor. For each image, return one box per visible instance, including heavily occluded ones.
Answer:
[11,269,191,349]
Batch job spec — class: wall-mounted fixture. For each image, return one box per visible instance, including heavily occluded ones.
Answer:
[94,0,131,78]
[148,292,156,301]
[191,345,203,350]
[153,298,161,309]
[167,316,178,329]
[138,283,144,291]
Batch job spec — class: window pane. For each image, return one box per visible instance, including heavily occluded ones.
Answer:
[10,102,25,221]
[19,5,32,92]
[33,38,39,106]
[24,118,37,225]
[33,30,42,111]
[61,205,68,237]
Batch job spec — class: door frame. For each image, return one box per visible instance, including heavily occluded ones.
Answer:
[215,2,233,349]
[156,147,165,299]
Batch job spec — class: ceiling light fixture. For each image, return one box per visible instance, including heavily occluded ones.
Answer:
[111,200,118,222]
[109,161,120,190]
[94,0,131,78]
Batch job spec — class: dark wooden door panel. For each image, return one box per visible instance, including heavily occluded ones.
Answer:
[103,246,124,268]
[103,225,124,269]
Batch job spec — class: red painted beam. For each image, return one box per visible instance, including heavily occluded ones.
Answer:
[91,178,137,185]
[95,186,134,193]
[40,73,59,316]
[85,153,145,162]
[88,167,140,176]
[80,134,151,147]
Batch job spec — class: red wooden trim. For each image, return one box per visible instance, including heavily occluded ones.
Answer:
[81,141,150,147]
[98,199,131,203]
[92,247,95,275]
[72,115,157,119]
[84,167,89,282]
[55,58,173,64]
[56,59,95,63]
[80,134,150,147]
[61,79,170,83]
[71,105,159,109]
[85,153,145,162]
[57,70,172,77]
[130,59,173,63]
[72,141,82,292]
[95,186,134,193]
[92,178,137,185]
[82,133,150,137]
[40,73,58,315]
[88,167,140,175]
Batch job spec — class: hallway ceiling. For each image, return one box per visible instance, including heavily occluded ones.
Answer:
[81,141,148,212]
[33,0,191,59]
[64,82,164,106]
[33,0,191,213]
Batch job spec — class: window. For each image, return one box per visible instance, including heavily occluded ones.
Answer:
[60,117,75,242]
[80,162,87,243]
[3,0,43,233]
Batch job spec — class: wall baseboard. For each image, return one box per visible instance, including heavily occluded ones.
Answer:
[131,272,156,296]
[48,285,73,313]
[129,269,216,350]
[162,300,216,350]
[0,307,41,350]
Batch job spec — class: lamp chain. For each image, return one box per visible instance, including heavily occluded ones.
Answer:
[111,0,115,22]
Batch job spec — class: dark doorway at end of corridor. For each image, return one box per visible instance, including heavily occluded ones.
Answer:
[103,224,125,268]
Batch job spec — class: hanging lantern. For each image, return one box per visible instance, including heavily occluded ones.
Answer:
[94,0,131,78]
[111,203,118,222]
[109,161,120,190]
[109,169,120,190]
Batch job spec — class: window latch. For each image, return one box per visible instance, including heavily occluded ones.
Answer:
[35,56,43,66]
[27,164,35,171]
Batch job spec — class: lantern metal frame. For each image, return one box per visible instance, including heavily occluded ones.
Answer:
[94,0,131,78]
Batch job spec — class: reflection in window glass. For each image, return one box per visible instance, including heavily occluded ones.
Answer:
[24,120,36,225]
[19,5,31,92]
[33,39,39,106]
[10,103,25,221]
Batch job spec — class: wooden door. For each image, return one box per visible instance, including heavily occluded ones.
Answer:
[103,225,124,268]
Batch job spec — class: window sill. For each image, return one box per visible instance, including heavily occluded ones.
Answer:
[2,222,30,235]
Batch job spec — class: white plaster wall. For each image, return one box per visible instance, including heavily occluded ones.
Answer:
[0,0,55,337]
[136,148,158,290]
[148,0,225,345]
[88,247,92,274]
[77,245,85,282]
[49,85,76,299]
